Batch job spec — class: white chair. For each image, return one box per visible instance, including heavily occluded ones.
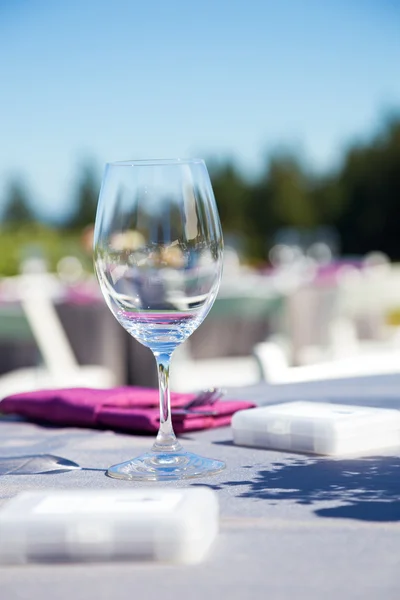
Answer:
[170,343,260,393]
[0,274,116,398]
[254,339,400,385]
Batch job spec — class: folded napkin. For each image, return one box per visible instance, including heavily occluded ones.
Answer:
[0,387,255,435]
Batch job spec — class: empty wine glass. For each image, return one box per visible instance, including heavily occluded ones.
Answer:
[94,158,225,481]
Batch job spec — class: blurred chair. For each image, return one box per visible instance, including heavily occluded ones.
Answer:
[254,339,400,384]
[279,259,400,367]
[284,281,343,365]
[169,289,281,392]
[0,274,115,398]
[336,261,400,344]
[170,343,260,392]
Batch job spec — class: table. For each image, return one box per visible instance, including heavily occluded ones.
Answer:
[1,380,400,599]
[0,281,283,389]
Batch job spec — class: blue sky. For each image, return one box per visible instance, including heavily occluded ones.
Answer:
[1,0,400,220]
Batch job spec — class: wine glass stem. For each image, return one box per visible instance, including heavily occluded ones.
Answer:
[152,351,182,453]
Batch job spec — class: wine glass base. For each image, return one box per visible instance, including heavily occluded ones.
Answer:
[106,450,226,482]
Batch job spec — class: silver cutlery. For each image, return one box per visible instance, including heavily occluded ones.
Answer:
[173,387,226,416]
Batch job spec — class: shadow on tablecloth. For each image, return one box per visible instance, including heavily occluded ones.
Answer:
[195,455,400,522]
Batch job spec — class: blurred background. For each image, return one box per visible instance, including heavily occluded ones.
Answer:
[1,0,400,393]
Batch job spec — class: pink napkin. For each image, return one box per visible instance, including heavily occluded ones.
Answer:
[0,387,255,435]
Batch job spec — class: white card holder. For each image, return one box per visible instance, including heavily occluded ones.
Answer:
[0,488,219,565]
[232,401,400,456]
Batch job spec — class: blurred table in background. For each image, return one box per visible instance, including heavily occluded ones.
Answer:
[4,257,399,393]
[0,282,283,390]
[189,293,283,359]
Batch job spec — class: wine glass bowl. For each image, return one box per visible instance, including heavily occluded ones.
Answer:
[94,158,225,480]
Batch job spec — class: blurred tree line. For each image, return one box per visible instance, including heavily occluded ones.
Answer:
[0,165,98,275]
[0,116,400,275]
[211,116,400,263]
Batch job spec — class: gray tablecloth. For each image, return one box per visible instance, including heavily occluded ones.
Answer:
[1,379,400,599]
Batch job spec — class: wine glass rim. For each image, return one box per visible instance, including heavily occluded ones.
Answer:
[107,158,205,167]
